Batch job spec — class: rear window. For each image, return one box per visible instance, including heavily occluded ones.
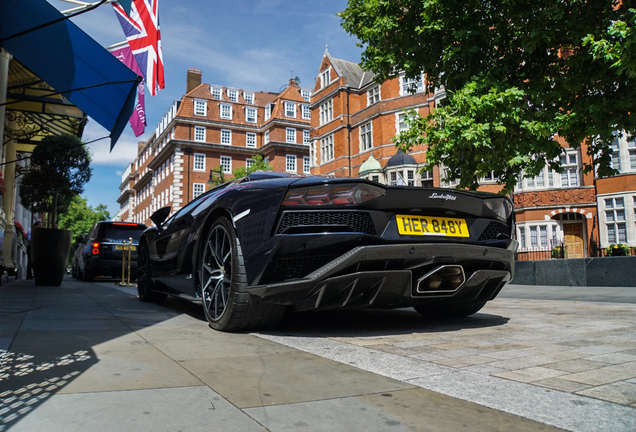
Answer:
[99,224,146,242]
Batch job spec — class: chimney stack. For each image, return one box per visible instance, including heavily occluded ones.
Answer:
[187,68,202,93]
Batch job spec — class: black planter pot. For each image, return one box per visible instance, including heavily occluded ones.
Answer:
[30,228,72,286]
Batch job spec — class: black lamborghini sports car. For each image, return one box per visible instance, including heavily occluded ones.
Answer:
[137,172,517,331]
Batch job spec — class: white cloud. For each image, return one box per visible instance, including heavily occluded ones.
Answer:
[82,120,139,167]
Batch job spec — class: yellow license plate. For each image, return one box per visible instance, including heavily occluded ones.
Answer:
[396,215,469,237]
[115,245,137,251]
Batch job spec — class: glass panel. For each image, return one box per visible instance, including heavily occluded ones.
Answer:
[616,209,625,221]
[530,227,538,247]
[605,198,614,208]
[616,197,624,207]
[540,226,548,247]
[606,210,615,222]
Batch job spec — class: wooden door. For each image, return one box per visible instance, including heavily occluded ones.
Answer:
[563,223,585,258]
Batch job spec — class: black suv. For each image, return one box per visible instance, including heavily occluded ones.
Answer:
[73,221,147,281]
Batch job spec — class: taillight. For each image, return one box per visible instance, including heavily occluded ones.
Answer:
[282,183,385,206]
[92,242,99,255]
[484,197,513,219]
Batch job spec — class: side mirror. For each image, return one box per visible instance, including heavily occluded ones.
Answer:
[150,206,171,231]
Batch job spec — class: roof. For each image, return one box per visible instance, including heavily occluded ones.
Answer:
[386,150,417,168]
[358,153,383,175]
[324,47,376,90]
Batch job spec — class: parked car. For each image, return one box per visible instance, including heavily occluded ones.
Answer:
[137,172,517,332]
[74,221,147,281]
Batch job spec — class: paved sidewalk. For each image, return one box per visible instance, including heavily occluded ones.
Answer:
[0,277,564,432]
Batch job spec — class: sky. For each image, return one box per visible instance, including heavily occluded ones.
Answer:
[53,0,363,217]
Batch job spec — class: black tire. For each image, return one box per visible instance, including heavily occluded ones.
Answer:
[137,242,167,302]
[414,301,487,319]
[78,267,85,281]
[199,217,284,332]
[83,269,95,282]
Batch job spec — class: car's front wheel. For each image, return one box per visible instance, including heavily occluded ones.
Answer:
[414,301,487,319]
[137,242,166,302]
[199,217,284,332]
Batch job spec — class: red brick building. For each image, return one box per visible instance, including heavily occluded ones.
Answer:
[309,49,636,258]
[116,69,312,225]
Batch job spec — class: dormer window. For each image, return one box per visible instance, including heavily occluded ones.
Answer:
[300,89,311,102]
[367,85,380,106]
[265,103,273,121]
[210,86,222,100]
[194,99,207,116]
[399,72,425,95]
[243,92,255,104]
[284,101,296,118]
[301,104,310,120]
[245,107,257,123]
[220,103,232,120]
[321,69,331,88]
[227,89,238,102]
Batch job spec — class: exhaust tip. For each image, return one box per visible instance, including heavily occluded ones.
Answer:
[416,265,465,294]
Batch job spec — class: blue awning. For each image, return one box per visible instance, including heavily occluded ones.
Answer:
[0,0,142,149]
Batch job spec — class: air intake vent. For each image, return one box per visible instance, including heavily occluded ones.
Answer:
[260,255,338,284]
[479,221,509,241]
[276,211,376,235]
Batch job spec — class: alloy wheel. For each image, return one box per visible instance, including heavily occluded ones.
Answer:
[201,224,233,321]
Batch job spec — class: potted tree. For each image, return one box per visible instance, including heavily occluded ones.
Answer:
[19,134,92,286]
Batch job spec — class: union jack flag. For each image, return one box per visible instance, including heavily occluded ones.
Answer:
[113,0,164,96]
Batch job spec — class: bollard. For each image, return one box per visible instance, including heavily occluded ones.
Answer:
[118,238,137,287]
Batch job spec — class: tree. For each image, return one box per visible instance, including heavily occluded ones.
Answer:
[58,196,110,244]
[232,154,272,179]
[19,134,92,227]
[339,0,636,192]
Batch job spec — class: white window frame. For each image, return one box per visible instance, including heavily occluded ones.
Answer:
[210,86,222,100]
[220,129,232,145]
[194,125,206,142]
[264,130,270,144]
[360,122,373,152]
[396,112,409,133]
[602,196,629,245]
[246,132,256,148]
[265,103,273,121]
[245,107,257,123]
[516,223,560,250]
[220,103,232,120]
[300,89,311,102]
[246,158,253,169]
[321,135,334,163]
[321,68,331,88]
[286,128,296,144]
[286,154,297,172]
[367,85,380,105]
[227,89,238,102]
[303,156,310,174]
[398,71,425,96]
[194,99,207,116]
[284,101,296,118]
[193,183,205,199]
[243,91,254,104]
[560,150,579,187]
[301,104,310,120]
[220,156,232,173]
[303,130,310,145]
[193,153,206,171]
[319,99,333,125]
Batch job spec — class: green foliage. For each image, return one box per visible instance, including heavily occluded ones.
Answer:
[551,245,566,259]
[58,196,110,244]
[232,155,272,179]
[606,243,630,256]
[207,166,226,187]
[19,134,92,228]
[339,0,636,192]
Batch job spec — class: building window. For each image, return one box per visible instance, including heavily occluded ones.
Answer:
[321,135,334,162]
[300,89,311,102]
[284,101,296,118]
[264,156,270,163]
[303,156,310,174]
[406,170,415,186]
[194,99,207,116]
[220,156,232,173]
[310,141,316,166]
[367,85,380,105]
[193,153,205,171]
[227,89,238,102]
[243,91,254,104]
[246,132,256,148]
[265,103,273,121]
[221,129,231,145]
[286,128,296,144]
[399,72,424,95]
[611,140,622,171]
[194,126,205,142]
[303,130,310,145]
[319,99,333,125]
[605,197,627,244]
[560,151,579,187]
[321,69,330,87]
[421,170,434,187]
[193,183,205,199]
[220,104,232,120]
[264,130,270,144]
[301,104,310,120]
[396,112,410,133]
[360,122,373,151]
[286,155,297,172]
[246,158,253,169]
[245,107,257,123]
[211,86,222,100]
[629,139,636,170]
[484,171,500,182]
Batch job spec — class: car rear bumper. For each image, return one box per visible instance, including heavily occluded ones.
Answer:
[247,241,517,311]
[86,258,139,277]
